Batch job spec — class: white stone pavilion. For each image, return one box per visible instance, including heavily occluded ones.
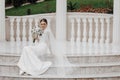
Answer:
[0,0,120,80]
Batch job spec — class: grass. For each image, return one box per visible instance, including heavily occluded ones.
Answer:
[6,0,113,16]
[5,0,56,16]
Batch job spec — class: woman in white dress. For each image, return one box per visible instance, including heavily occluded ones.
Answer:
[17,18,52,76]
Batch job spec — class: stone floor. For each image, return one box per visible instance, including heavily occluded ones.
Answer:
[0,41,119,55]
[0,41,120,80]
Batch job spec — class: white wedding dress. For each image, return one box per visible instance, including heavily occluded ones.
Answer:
[17,28,52,76]
[17,26,73,76]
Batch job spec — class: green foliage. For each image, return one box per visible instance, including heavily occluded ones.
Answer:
[27,8,31,15]
[67,0,113,9]
[6,0,56,16]
[67,1,77,11]
[6,0,113,16]
[45,0,51,1]
[13,0,23,8]
[28,0,37,4]
[106,0,113,14]
[5,0,12,4]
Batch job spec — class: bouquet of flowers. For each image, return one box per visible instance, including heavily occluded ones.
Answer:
[31,26,43,43]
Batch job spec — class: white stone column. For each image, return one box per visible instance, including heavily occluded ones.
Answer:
[113,0,120,50]
[56,0,67,41]
[0,0,5,41]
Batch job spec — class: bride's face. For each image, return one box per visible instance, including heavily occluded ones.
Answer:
[40,21,47,30]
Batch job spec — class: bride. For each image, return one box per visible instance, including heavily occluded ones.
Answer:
[17,18,53,76]
[17,18,73,76]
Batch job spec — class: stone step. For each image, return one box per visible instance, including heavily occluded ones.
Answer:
[67,55,120,64]
[0,72,120,80]
[0,63,120,75]
[1,53,120,64]
[0,53,53,64]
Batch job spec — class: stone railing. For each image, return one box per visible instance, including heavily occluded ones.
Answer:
[67,13,113,46]
[6,13,56,43]
[6,13,113,46]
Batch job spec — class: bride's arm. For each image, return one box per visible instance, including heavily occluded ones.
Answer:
[36,36,40,42]
[32,33,39,42]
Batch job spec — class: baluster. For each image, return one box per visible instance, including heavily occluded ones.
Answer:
[82,18,87,45]
[22,18,27,42]
[76,18,81,45]
[100,18,104,44]
[47,19,51,30]
[105,18,110,44]
[94,18,99,45]
[35,18,39,28]
[88,18,93,45]
[70,19,75,45]
[10,18,15,42]
[16,18,21,42]
[28,18,33,43]
[100,18,105,53]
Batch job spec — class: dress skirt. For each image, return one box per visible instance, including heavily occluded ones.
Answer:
[17,42,52,76]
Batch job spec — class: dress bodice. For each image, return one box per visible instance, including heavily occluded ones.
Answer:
[38,30,49,43]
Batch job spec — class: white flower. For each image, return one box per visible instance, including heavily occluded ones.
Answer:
[31,26,43,36]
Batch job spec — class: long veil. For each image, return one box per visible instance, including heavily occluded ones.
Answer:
[45,25,73,76]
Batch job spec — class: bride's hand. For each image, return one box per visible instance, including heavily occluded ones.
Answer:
[32,33,38,39]
[37,37,40,42]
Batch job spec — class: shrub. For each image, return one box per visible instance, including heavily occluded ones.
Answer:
[27,9,31,15]
[44,0,50,1]
[13,0,23,8]
[5,0,12,4]
[67,1,77,12]
[28,0,37,4]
